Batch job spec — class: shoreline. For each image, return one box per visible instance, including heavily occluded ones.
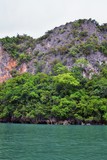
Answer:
[0,119,107,125]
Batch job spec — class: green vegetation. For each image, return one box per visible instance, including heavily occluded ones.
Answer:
[0,62,107,124]
[72,20,83,29]
[0,19,107,124]
[98,23,107,32]
[68,38,107,56]
[79,31,88,38]
[0,34,35,63]
[99,41,107,55]
[69,46,79,56]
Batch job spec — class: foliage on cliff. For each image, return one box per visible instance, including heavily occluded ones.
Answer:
[0,63,107,124]
[0,34,35,64]
[0,19,107,75]
[0,19,107,124]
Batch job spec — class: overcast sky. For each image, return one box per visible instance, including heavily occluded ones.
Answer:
[0,0,107,38]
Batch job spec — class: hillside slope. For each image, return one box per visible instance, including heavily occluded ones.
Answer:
[0,19,107,82]
[0,19,107,124]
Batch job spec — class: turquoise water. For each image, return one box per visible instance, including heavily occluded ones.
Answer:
[0,124,107,160]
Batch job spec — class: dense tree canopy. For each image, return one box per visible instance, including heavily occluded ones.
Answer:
[0,64,107,124]
[0,19,107,124]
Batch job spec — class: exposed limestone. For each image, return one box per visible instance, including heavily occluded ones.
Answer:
[19,63,27,74]
[0,45,28,83]
[0,19,107,82]
[0,45,17,83]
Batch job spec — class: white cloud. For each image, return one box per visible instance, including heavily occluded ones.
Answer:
[0,0,107,38]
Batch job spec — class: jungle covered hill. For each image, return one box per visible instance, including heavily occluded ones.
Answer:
[0,69,107,124]
[0,19,107,124]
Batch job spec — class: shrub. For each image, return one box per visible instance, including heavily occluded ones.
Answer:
[99,41,107,55]
[69,46,79,56]
[79,31,88,37]
[0,35,35,63]
[98,23,107,32]
[59,29,65,34]
[72,21,81,29]
[72,30,79,38]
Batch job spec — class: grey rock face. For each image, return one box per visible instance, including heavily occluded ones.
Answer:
[0,19,107,82]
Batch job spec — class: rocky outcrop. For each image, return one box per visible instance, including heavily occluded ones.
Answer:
[0,19,107,82]
[19,63,27,74]
[0,45,17,83]
[0,45,29,83]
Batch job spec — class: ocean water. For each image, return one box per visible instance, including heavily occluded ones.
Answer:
[0,124,107,160]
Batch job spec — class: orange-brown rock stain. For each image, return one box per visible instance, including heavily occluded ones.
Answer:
[0,58,17,83]
[19,63,27,74]
[6,59,17,71]
[0,73,12,83]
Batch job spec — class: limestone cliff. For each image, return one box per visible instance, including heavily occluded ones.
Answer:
[0,19,107,82]
[0,45,28,83]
